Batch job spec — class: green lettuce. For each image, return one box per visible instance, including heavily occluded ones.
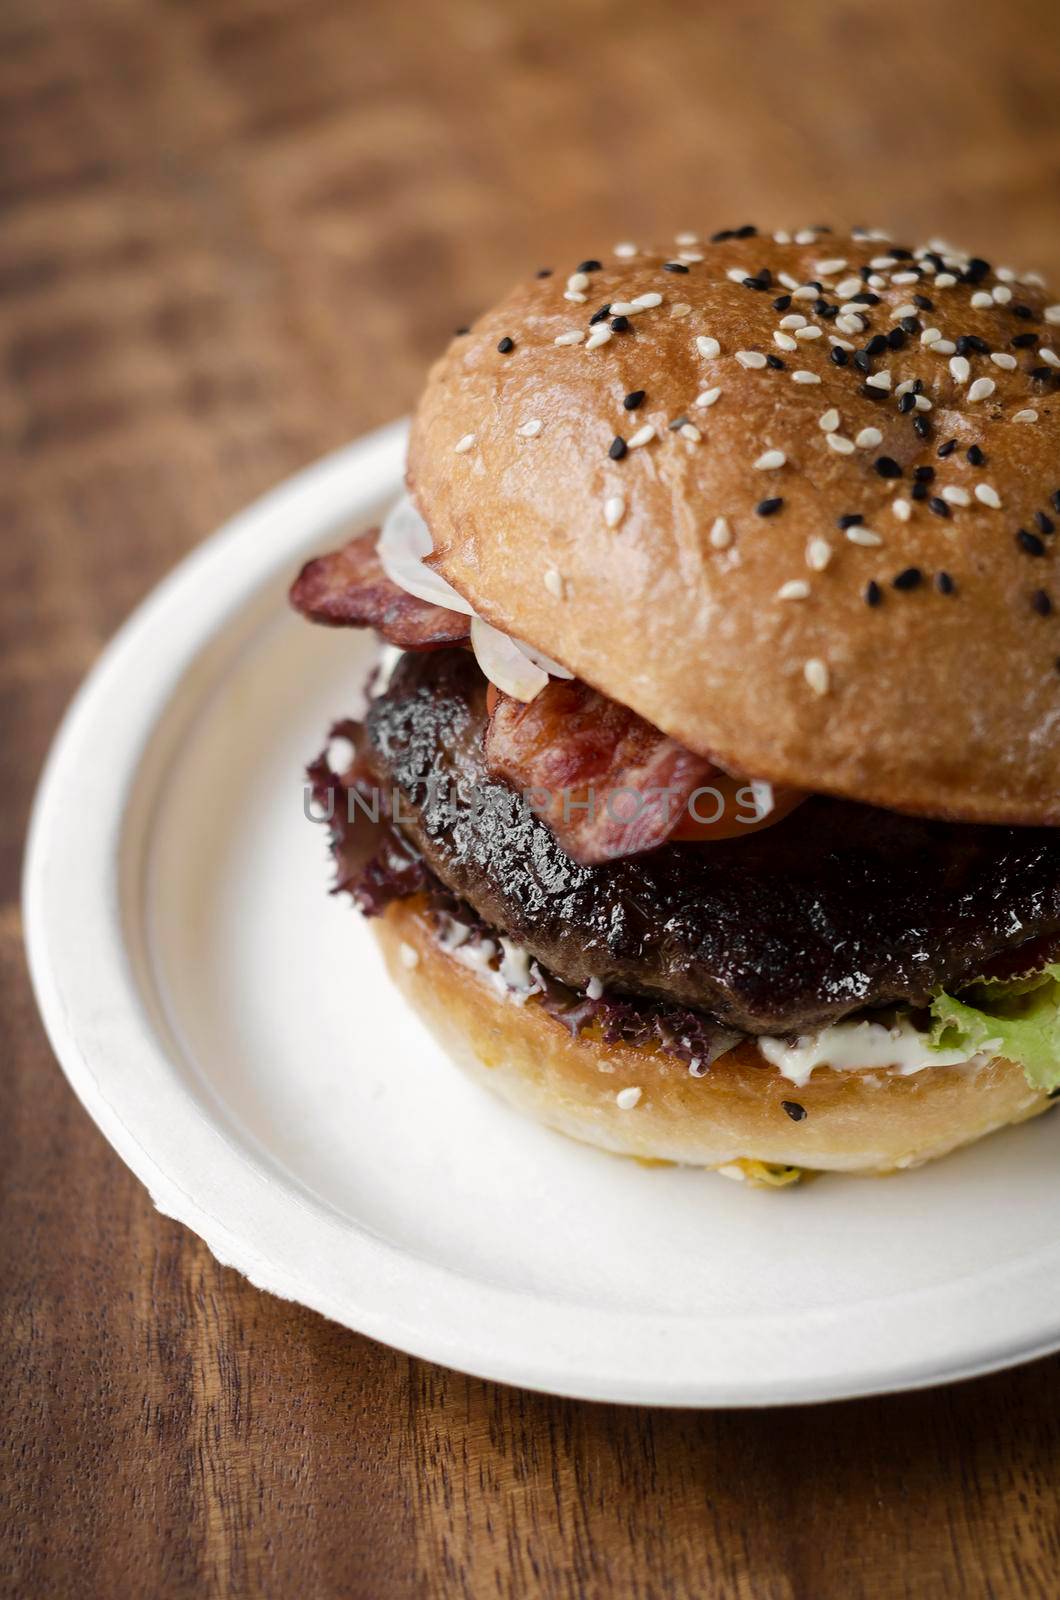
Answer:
[929,964,1060,1092]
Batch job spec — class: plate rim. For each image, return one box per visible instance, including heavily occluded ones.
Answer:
[23,419,1060,1407]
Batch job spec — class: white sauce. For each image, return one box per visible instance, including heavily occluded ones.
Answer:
[758,1015,1001,1089]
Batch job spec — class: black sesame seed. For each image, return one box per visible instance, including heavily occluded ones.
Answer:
[1018,529,1047,556]
[1013,304,1037,320]
[898,392,914,413]
[838,513,864,528]
[1032,589,1053,616]
[851,291,881,306]
[912,378,924,394]
[734,224,758,238]
[454,326,470,336]
[890,247,914,260]
[853,350,872,373]
[937,438,958,458]
[610,315,632,333]
[965,256,991,282]
[864,579,883,607]
[609,436,628,460]
[589,304,612,325]
[929,496,951,517]
[710,228,735,242]
[782,1101,807,1122]
[664,261,690,273]
[936,571,956,595]
[1012,332,1038,348]
[914,465,935,482]
[956,334,990,356]
[866,333,888,356]
[1034,511,1055,536]
[497,336,515,353]
[623,389,646,410]
[667,416,689,431]
[874,456,902,479]
[773,294,792,311]
[1030,366,1054,382]
[911,481,928,501]
[914,294,934,311]
[1052,490,1060,513]
[900,316,921,335]
[913,416,931,440]
[893,567,923,591]
[535,269,553,278]
[756,497,783,517]
[966,445,986,466]
[830,346,849,366]
[818,302,839,320]
[743,275,769,291]
[888,328,907,351]
[765,353,785,369]
[577,259,601,273]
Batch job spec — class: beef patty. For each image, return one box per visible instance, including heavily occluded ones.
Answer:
[360,649,1060,1035]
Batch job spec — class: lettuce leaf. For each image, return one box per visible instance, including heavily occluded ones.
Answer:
[929,964,1060,1092]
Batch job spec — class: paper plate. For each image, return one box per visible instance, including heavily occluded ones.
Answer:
[23,420,1060,1405]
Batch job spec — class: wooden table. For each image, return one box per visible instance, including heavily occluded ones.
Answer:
[4,1,1060,1593]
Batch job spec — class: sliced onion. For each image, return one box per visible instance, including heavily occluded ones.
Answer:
[376,495,474,615]
[512,637,574,680]
[471,617,548,702]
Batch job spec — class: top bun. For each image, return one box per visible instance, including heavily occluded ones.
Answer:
[408,227,1060,824]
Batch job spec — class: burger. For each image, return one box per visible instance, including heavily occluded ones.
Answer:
[292,225,1060,1184]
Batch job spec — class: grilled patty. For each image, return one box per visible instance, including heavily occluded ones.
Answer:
[363,649,1060,1035]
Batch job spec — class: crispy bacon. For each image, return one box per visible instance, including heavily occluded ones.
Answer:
[289,530,470,650]
[484,677,718,865]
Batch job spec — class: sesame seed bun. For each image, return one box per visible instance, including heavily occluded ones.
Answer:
[407,229,1060,824]
[375,895,1052,1177]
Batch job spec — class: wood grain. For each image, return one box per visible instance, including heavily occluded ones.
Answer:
[3,0,1060,1594]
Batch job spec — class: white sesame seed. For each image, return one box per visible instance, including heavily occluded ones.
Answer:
[554,330,585,347]
[829,335,855,352]
[1045,305,1060,324]
[726,267,748,284]
[866,371,891,392]
[695,387,722,408]
[996,267,1016,282]
[891,302,919,319]
[935,272,958,287]
[774,331,798,352]
[826,433,855,454]
[779,313,808,329]
[942,486,971,506]
[871,255,897,270]
[1039,347,1060,369]
[815,258,848,276]
[777,579,811,600]
[517,418,543,438]
[992,285,1013,304]
[709,516,732,549]
[566,271,590,291]
[892,498,912,522]
[609,302,634,315]
[1027,272,1047,287]
[836,314,864,337]
[818,408,840,432]
[804,658,830,696]
[975,484,1002,509]
[836,276,863,299]
[846,526,882,547]
[679,252,704,264]
[563,290,587,304]
[792,285,819,301]
[584,325,612,350]
[604,495,626,528]
[839,302,867,316]
[675,231,699,246]
[795,325,823,341]
[914,394,933,412]
[399,941,420,969]
[891,273,919,287]
[453,432,476,454]
[736,350,768,369]
[680,422,702,442]
[792,369,821,384]
[543,566,566,598]
[696,335,721,358]
[614,241,637,257]
[1013,409,1039,422]
[949,355,971,384]
[754,448,786,470]
[806,537,832,571]
[670,302,691,319]
[990,352,1017,370]
[971,291,993,309]
[777,271,800,290]
[627,424,656,448]
[855,426,883,448]
[895,379,915,398]
[921,327,942,345]
[794,229,817,246]
[632,292,663,310]
[773,230,792,244]
[967,376,995,401]
[616,1086,642,1110]
[932,339,957,355]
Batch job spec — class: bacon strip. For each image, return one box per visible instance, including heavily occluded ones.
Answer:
[289,531,470,650]
[484,678,718,865]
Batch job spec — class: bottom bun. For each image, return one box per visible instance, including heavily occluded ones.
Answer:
[374,897,1052,1179]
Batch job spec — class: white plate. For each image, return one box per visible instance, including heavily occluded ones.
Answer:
[24,420,1060,1406]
